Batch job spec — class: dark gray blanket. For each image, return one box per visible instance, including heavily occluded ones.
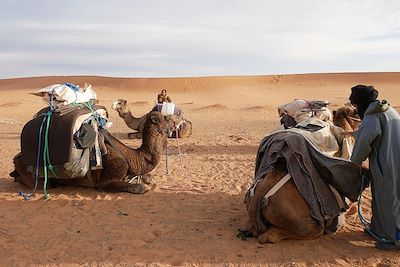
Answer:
[21,105,106,166]
[252,130,363,228]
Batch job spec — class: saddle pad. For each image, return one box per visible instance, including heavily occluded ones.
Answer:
[21,105,106,166]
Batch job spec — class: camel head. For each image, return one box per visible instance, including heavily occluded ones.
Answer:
[163,115,193,138]
[111,99,129,114]
[332,105,360,131]
[143,112,175,137]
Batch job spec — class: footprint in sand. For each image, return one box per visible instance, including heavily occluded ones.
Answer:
[0,118,19,124]
[179,102,194,106]
[195,104,228,111]
[241,106,267,112]
[0,101,21,107]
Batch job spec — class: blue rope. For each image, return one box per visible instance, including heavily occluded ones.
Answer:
[19,115,47,201]
[64,83,80,92]
[358,174,391,243]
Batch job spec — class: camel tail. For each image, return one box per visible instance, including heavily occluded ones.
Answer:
[246,169,286,236]
[246,173,273,236]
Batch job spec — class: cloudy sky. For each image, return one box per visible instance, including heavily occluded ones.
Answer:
[1,0,399,79]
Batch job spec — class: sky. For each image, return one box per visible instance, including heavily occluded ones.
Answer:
[0,0,399,79]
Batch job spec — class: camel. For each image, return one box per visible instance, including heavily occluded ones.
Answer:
[111,99,147,139]
[111,99,192,139]
[240,106,362,243]
[11,112,170,194]
[332,104,361,132]
[332,105,361,160]
[241,162,325,243]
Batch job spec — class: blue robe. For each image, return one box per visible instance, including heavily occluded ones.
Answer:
[351,100,400,241]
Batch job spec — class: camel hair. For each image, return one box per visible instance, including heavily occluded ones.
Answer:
[11,112,171,194]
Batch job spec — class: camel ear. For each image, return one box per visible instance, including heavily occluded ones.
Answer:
[150,115,160,124]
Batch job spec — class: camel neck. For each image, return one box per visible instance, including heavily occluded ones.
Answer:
[106,128,165,176]
[119,109,135,120]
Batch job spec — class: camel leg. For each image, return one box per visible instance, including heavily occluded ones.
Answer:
[257,218,324,244]
[99,180,148,194]
[141,174,154,185]
[258,169,325,243]
[258,226,288,244]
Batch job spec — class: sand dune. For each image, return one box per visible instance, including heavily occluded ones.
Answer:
[1,73,400,266]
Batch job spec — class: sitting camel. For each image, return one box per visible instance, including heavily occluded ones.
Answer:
[240,106,363,243]
[332,105,361,160]
[11,112,170,194]
[112,99,192,139]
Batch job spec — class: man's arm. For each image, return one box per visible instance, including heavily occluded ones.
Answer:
[350,116,381,165]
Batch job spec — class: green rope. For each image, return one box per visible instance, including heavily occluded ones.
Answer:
[40,100,98,198]
[42,111,56,199]
[83,101,100,122]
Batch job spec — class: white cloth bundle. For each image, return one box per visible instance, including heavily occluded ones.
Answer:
[32,83,97,105]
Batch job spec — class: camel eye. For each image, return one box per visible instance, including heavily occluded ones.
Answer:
[150,116,159,124]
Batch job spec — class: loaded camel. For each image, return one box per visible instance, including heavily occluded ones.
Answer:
[112,99,192,139]
[11,112,170,194]
[240,106,363,243]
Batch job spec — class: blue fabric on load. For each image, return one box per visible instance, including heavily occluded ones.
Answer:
[64,83,80,91]
[396,228,400,240]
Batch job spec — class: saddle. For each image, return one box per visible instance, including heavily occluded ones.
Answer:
[21,105,107,166]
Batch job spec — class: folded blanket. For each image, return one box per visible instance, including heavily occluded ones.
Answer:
[247,128,362,234]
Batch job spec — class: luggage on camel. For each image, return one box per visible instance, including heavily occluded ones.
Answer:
[21,83,110,181]
[278,99,332,128]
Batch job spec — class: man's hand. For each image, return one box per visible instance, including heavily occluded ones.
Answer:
[343,131,354,137]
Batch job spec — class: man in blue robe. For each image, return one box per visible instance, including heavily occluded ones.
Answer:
[349,85,400,250]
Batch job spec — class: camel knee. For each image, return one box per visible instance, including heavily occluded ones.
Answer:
[257,227,288,244]
[257,221,324,244]
[292,219,324,239]
[100,180,149,194]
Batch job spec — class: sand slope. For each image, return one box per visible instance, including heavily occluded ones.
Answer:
[1,73,400,266]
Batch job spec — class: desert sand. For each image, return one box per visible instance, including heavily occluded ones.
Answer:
[1,73,400,266]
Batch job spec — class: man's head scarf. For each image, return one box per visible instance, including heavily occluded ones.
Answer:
[349,85,379,119]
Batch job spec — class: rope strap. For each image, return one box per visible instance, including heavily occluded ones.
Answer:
[262,173,291,205]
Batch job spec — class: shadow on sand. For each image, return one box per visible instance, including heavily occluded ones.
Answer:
[0,177,395,266]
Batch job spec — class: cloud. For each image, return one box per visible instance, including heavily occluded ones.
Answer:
[1,0,400,78]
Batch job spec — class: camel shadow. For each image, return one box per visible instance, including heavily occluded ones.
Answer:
[0,176,396,266]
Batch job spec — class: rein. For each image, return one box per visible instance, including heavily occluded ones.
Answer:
[175,129,188,179]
